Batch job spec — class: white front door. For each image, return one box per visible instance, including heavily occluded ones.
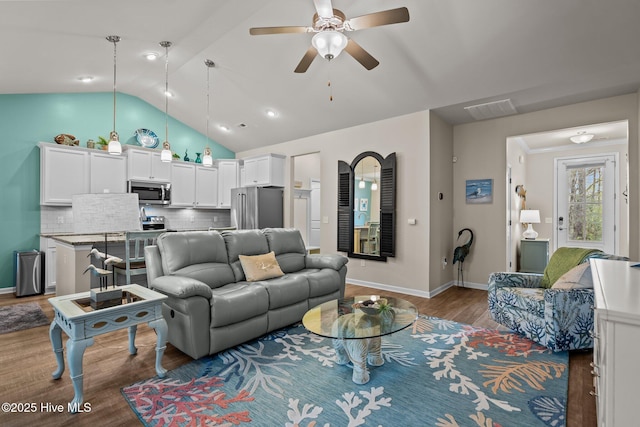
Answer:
[555,154,617,253]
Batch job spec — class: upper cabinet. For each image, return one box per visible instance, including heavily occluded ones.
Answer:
[40,143,90,205]
[170,163,220,208]
[217,160,239,208]
[242,154,285,187]
[90,151,127,194]
[126,147,171,182]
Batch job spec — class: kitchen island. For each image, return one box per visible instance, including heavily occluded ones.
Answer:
[42,233,127,296]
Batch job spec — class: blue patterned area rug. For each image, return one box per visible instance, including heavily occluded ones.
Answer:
[122,316,568,426]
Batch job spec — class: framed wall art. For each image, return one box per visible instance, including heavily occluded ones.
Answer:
[466,179,493,204]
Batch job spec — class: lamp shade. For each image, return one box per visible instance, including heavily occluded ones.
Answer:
[312,30,348,60]
[520,209,540,224]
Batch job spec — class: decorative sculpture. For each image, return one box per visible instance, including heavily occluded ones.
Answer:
[452,228,474,287]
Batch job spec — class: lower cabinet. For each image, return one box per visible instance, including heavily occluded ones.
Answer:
[590,259,640,426]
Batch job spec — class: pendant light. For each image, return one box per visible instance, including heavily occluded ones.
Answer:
[106,35,122,155]
[160,41,173,163]
[371,165,378,191]
[358,161,365,189]
[202,59,215,167]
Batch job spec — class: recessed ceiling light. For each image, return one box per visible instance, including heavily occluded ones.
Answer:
[219,125,230,132]
[266,109,278,118]
[144,52,159,61]
[77,76,94,83]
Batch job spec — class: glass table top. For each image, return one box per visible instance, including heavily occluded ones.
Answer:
[302,295,418,340]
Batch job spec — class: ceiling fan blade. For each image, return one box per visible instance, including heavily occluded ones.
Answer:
[344,39,379,70]
[250,26,310,35]
[345,7,410,31]
[313,0,334,19]
[294,46,318,73]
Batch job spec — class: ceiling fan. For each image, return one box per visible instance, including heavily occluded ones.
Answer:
[249,0,410,73]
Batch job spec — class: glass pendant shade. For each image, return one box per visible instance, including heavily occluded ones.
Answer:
[160,141,172,163]
[359,179,366,189]
[371,181,378,191]
[202,146,213,167]
[312,30,348,60]
[108,131,121,155]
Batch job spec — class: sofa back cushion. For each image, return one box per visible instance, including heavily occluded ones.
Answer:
[156,231,235,288]
[264,228,306,273]
[223,229,271,282]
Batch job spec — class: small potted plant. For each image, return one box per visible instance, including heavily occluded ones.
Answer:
[96,136,109,150]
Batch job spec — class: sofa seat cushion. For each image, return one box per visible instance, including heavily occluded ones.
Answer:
[302,269,341,298]
[209,282,269,328]
[495,286,545,317]
[172,262,236,289]
[253,274,309,309]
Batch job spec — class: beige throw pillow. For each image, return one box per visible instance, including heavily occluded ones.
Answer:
[551,263,593,290]
[239,251,285,282]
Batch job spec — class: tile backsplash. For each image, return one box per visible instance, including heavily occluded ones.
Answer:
[41,205,231,234]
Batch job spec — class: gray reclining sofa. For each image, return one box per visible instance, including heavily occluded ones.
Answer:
[145,228,348,359]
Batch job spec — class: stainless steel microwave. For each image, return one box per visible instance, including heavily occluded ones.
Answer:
[128,181,171,205]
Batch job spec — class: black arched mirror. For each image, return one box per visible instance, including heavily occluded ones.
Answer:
[337,151,396,261]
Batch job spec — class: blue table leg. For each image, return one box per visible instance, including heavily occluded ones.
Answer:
[148,318,168,378]
[67,337,94,412]
[49,320,65,379]
[128,325,138,355]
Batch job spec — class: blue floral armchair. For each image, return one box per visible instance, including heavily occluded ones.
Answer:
[488,251,627,351]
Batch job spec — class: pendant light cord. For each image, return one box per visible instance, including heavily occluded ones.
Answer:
[106,35,120,133]
[204,60,215,144]
[163,42,171,143]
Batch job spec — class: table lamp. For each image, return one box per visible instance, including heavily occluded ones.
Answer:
[72,193,141,308]
[520,209,540,240]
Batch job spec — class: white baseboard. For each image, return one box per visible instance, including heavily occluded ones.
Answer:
[0,287,15,295]
[346,278,487,298]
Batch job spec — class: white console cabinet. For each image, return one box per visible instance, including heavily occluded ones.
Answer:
[590,258,640,427]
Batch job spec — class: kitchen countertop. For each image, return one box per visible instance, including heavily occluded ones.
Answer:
[41,233,126,245]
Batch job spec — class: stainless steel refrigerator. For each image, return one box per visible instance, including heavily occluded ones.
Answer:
[231,187,283,230]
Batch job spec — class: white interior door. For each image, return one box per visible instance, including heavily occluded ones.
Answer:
[555,154,617,253]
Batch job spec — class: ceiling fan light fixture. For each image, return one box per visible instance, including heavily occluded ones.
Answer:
[570,131,594,144]
[312,30,347,60]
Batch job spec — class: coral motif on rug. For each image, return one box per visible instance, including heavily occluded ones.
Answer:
[122,316,568,426]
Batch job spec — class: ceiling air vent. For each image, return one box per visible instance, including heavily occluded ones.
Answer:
[464,99,517,121]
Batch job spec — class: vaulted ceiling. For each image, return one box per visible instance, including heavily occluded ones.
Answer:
[1,0,639,153]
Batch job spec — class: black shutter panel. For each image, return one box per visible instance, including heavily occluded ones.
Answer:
[379,153,396,257]
[337,160,353,252]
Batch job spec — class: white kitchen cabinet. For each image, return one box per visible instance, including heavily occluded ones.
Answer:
[39,142,90,205]
[590,258,640,427]
[126,147,171,182]
[242,154,285,187]
[217,160,239,208]
[40,237,57,292]
[195,166,218,208]
[90,151,127,194]
[170,162,196,207]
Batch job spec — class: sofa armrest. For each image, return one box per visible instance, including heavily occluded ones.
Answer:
[150,275,213,299]
[305,253,349,271]
[488,272,544,292]
[543,288,595,350]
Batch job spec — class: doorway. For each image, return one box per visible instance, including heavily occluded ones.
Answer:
[555,154,618,253]
[292,152,321,249]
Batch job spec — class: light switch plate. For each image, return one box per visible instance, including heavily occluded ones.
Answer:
[322,216,329,224]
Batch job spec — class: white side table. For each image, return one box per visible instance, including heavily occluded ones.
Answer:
[48,284,168,412]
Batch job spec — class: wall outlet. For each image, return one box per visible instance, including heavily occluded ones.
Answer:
[57,216,64,224]
[190,215,195,223]
[441,257,447,270]
[213,216,218,222]
[360,260,366,267]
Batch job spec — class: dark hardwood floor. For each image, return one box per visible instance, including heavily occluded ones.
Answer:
[0,284,595,427]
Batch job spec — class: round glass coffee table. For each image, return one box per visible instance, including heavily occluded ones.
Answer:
[302,295,418,384]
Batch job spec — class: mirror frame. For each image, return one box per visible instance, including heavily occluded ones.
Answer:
[337,151,396,261]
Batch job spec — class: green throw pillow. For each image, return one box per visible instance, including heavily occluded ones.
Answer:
[540,247,602,288]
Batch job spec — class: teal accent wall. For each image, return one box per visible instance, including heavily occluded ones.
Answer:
[0,92,235,289]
